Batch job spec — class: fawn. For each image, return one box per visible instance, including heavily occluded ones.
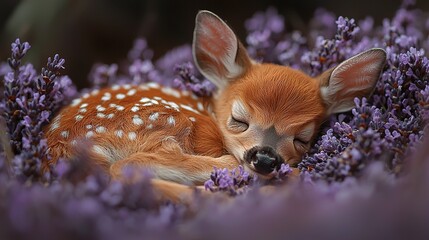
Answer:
[44,11,386,198]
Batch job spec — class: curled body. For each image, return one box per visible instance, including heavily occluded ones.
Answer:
[44,11,386,195]
[44,83,231,184]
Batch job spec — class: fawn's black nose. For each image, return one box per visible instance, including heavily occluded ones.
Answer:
[244,146,284,175]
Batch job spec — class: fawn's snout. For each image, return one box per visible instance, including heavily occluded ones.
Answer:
[244,146,284,175]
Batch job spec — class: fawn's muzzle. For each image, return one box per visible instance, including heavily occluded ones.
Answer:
[244,146,284,175]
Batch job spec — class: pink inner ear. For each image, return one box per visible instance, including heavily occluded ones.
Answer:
[196,14,236,62]
[199,19,229,57]
[193,11,250,88]
[331,53,384,100]
[322,48,386,114]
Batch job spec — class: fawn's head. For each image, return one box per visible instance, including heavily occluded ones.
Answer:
[192,11,386,177]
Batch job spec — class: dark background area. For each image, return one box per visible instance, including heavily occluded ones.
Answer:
[0,0,427,89]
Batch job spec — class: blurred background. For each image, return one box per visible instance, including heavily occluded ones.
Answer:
[1,0,427,89]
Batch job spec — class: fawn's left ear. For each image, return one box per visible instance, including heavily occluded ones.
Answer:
[193,10,252,91]
[319,48,386,114]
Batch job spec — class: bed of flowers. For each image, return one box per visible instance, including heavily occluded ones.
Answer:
[0,1,428,239]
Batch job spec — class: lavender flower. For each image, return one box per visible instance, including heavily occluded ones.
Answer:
[88,63,118,88]
[299,3,429,180]
[301,16,360,76]
[1,39,77,181]
[245,7,310,67]
[127,38,154,61]
[173,62,216,97]
[205,166,255,196]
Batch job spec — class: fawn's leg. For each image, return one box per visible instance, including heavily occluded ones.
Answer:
[149,179,210,203]
[109,146,238,203]
[110,150,238,185]
[109,137,238,185]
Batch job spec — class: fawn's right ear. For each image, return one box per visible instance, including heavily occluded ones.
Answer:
[319,48,386,115]
[193,10,252,91]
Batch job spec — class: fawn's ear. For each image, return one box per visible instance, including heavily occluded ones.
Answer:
[193,10,252,91]
[319,48,386,114]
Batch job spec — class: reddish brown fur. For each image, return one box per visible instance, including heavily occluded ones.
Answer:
[43,85,230,178]
[43,11,385,202]
[224,64,326,130]
[213,63,327,167]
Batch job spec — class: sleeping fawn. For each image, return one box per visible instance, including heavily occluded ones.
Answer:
[44,11,386,194]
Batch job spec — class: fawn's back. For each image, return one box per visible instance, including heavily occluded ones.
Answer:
[44,83,226,173]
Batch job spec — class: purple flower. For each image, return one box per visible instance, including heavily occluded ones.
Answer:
[8,39,31,70]
[127,38,153,61]
[1,39,77,181]
[205,166,255,196]
[173,61,216,97]
[88,63,118,88]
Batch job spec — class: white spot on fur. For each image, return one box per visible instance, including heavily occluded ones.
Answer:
[197,102,204,111]
[116,105,125,111]
[91,89,100,96]
[114,130,124,138]
[109,103,117,108]
[131,106,140,112]
[96,105,106,112]
[112,84,120,90]
[142,103,154,107]
[146,124,153,129]
[86,131,94,138]
[97,113,106,118]
[128,132,137,140]
[123,84,131,90]
[189,117,196,122]
[86,125,92,129]
[180,104,200,114]
[166,101,180,111]
[61,130,69,139]
[70,140,77,145]
[149,112,159,121]
[79,108,87,113]
[71,98,82,107]
[127,89,137,96]
[147,82,160,89]
[96,126,106,133]
[107,113,115,119]
[161,87,181,98]
[132,115,144,125]
[167,116,176,126]
[82,93,90,99]
[75,115,84,121]
[154,96,163,100]
[116,93,126,99]
[80,103,88,108]
[151,99,159,105]
[101,93,111,101]
[140,97,151,103]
